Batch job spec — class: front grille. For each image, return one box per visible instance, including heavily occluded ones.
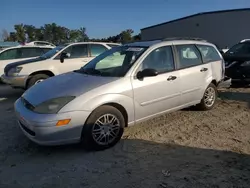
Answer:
[19,121,35,136]
[21,97,35,111]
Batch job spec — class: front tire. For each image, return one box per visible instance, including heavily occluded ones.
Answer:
[27,74,49,89]
[81,105,125,151]
[197,83,217,110]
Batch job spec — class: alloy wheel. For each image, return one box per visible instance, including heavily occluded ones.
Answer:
[92,114,121,146]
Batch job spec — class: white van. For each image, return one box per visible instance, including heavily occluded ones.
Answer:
[0,45,54,77]
[1,42,120,89]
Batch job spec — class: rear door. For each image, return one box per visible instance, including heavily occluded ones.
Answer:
[196,44,223,81]
[18,47,44,59]
[174,44,212,104]
[0,48,18,76]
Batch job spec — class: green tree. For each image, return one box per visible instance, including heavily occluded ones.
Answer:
[79,27,89,42]
[24,25,36,42]
[14,24,26,43]
[120,29,134,44]
[133,33,141,41]
[34,27,44,41]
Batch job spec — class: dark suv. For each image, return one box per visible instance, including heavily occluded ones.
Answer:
[223,41,250,84]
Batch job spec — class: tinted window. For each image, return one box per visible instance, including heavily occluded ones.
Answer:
[90,44,108,57]
[176,45,202,69]
[197,45,221,63]
[19,48,43,58]
[0,49,17,60]
[70,44,88,58]
[226,42,250,55]
[141,46,174,73]
[42,48,52,54]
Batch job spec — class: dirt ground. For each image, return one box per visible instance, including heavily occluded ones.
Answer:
[0,85,250,188]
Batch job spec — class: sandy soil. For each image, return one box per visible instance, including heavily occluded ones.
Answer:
[0,85,250,188]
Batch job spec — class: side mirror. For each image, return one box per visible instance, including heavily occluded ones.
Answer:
[60,52,70,63]
[136,68,158,79]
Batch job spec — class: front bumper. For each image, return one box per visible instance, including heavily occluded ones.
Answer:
[1,74,28,88]
[14,98,91,146]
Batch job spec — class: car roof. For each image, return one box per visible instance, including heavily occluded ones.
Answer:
[65,42,120,45]
[126,38,215,48]
[0,45,54,51]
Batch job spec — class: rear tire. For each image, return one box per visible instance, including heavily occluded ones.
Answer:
[27,74,49,89]
[81,105,125,151]
[196,83,217,111]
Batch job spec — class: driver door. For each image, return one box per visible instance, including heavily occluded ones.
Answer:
[131,45,182,121]
[56,44,93,74]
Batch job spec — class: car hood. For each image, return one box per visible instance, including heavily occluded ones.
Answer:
[4,57,47,74]
[22,71,119,106]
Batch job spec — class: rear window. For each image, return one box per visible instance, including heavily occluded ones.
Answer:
[196,45,221,63]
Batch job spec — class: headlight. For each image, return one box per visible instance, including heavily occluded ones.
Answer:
[8,67,22,75]
[33,96,75,114]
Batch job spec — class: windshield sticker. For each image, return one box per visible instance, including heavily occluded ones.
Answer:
[126,47,144,52]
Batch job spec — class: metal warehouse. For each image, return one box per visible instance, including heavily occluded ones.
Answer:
[141,8,250,49]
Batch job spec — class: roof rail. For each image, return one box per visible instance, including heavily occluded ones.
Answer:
[162,37,207,42]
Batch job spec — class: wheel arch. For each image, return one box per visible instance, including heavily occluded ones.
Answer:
[26,70,55,88]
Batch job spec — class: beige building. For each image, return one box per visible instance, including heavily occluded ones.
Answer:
[141,8,250,49]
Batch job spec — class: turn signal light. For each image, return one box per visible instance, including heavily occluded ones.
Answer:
[56,119,71,126]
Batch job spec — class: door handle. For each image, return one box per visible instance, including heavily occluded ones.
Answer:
[200,68,208,72]
[167,75,177,81]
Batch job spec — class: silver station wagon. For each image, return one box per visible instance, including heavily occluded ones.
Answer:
[14,38,228,150]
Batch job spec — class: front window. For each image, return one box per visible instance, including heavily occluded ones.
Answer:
[226,42,250,55]
[77,46,148,77]
[40,46,65,59]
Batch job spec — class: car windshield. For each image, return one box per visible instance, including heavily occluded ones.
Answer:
[226,42,250,55]
[40,46,65,59]
[77,46,148,77]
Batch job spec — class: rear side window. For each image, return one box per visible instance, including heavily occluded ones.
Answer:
[0,49,17,60]
[90,44,108,57]
[196,45,221,63]
[175,44,202,69]
[18,48,43,58]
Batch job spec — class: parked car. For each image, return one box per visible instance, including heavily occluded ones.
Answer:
[0,45,54,78]
[223,40,250,84]
[14,38,228,150]
[1,42,120,89]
